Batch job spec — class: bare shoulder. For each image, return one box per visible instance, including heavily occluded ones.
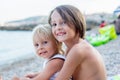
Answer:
[39,58,64,79]
[69,40,101,60]
[67,40,88,61]
[71,40,93,54]
[46,58,64,69]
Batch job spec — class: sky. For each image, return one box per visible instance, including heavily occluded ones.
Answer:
[0,0,120,23]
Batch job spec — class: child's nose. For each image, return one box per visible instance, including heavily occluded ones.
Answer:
[38,45,43,50]
[56,24,62,30]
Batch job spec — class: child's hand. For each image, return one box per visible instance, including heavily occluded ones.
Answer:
[12,76,30,80]
[12,76,20,80]
[19,77,31,80]
[24,73,37,79]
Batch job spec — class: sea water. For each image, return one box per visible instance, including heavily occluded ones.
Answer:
[0,30,35,66]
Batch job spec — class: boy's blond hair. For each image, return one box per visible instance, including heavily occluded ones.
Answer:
[32,25,64,54]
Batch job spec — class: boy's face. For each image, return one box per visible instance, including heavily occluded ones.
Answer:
[33,35,57,59]
[50,10,76,43]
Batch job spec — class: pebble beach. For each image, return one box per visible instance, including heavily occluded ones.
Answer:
[0,28,120,80]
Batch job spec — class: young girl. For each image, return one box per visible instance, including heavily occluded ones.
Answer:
[12,25,66,80]
[48,5,107,80]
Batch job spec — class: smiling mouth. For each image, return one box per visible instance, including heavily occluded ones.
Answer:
[39,51,47,55]
[57,32,66,36]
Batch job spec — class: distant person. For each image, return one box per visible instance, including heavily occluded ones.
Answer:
[12,25,67,80]
[99,20,107,28]
[114,15,120,35]
[48,4,107,80]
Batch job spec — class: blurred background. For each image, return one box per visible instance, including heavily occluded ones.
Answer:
[0,0,120,30]
[0,0,120,79]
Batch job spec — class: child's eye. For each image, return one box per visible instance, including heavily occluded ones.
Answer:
[61,21,66,25]
[51,23,57,27]
[34,43,39,47]
[43,41,48,45]
[59,21,66,26]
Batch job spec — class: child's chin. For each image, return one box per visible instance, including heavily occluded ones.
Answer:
[58,40,63,42]
[57,39,65,42]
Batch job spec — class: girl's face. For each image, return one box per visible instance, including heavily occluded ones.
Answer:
[33,35,57,59]
[50,10,76,43]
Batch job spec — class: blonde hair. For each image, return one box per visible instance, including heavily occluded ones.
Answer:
[32,24,64,54]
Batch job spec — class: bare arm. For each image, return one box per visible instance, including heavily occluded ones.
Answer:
[55,45,84,80]
[31,58,64,80]
[12,58,64,80]
[24,72,40,78]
